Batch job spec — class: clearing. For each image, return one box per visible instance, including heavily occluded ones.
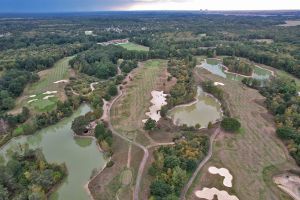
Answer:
[117,42,149,51]
[187,67,297,200]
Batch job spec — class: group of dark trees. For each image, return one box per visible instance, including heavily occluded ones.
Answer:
[0,149,65,199]
[223,56,253,76]
[149,132,208,199]
[166,57,197,108]
[0,70,39,112]
[260,77,300,164]
[94,123,113,153]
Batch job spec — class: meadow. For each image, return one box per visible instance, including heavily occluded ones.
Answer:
[117,42,149,51]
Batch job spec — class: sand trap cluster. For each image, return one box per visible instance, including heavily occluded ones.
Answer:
[214,82,225,86]
[29,95,36,98]
[54,80,69,84]
[43,91,57,95]
[43,95,55,100]
[208,166,233,187]
[195,188,239,200]
[143,91,167,123]
[28,99,38,103]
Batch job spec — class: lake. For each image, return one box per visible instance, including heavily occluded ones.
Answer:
[167,87,222,128]
[0,104,105,200]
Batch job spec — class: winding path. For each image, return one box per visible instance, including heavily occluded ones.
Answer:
[180,128,220,200]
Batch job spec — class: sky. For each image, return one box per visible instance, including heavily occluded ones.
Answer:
[0,0,300,13]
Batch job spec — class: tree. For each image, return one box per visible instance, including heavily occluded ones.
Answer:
[150,180,172,198]
[71,116,89,135]
[107,84,118,96]
[144,118,156,131]
[221,117,241,132]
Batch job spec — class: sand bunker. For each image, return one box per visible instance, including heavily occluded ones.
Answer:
[214,82,225,86]
[43,95,55,100]
[208,166,233,187]
[274,173,300,200]
[29,95,36,98]
[195,187,239,200]
[143,91,167,122]
[54,80,69,84]
[43,91,57,95]
[28,99,38,103]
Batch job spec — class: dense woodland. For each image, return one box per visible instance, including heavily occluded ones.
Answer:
[149,132,208,199]
[0,149,66,200]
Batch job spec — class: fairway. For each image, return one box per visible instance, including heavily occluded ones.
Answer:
[111,59,166,143]
[11,56,73,113]
[117,42,149,51]
[189,68,296,200]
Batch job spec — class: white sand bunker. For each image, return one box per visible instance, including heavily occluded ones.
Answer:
[208,166,233,187]
[29,95,36,98]
[143,91,167,122]
[54,80,69,84]
[214,82,225,86]
[274,173,300,200]
[43,95,55,100]
[195,187,239,200]
[28,99,38,103]
[43,91,57,95]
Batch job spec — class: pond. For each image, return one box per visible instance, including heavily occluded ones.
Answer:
[0,104,105,200]
[167,87,222,128]
[201,58,272,81]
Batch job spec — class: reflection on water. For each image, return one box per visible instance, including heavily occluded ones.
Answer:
[0,104,105,200]
[167,87,222,128]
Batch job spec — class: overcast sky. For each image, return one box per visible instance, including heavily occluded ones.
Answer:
[0,0,300,12]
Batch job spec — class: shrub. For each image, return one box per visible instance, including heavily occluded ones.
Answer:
[221,117,241,132]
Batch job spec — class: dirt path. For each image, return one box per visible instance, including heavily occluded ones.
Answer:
[180,128,220,200]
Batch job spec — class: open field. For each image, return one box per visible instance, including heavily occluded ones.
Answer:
[117,42,149,51]
[187,67,298,200]
[111,59,167,144]
[10,56,73,114]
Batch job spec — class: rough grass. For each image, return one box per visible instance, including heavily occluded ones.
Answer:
[111,59,167,144]
[117,42,149,51]
[188,68,296,200]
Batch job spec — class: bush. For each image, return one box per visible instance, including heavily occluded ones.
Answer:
[221,117,241,132]
[144,118,156,131]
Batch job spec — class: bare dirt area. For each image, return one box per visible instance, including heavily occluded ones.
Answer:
[188,68,298,200]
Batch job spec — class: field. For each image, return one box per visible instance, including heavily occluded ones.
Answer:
[117,42,149,51]
[188,68,297,200]
[10,56,73,113]
[278,20,300,27]
[111,59,167,144]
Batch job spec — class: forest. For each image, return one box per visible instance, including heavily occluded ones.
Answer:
[149,132,208,199]
[0,149,66,199]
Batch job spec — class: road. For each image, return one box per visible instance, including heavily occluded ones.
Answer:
[180,128,220,200]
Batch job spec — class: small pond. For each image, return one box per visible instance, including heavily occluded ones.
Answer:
[201,58,272,81]
[167,87,222,128]
[0,104,105,200]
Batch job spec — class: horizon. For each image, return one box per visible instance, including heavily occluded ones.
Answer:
[1,0,300,13]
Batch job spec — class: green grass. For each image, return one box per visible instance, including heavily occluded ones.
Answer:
[75,138,93,147]
[117,42,149,52]
[29,56,73,94]
[206,58,221,65]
